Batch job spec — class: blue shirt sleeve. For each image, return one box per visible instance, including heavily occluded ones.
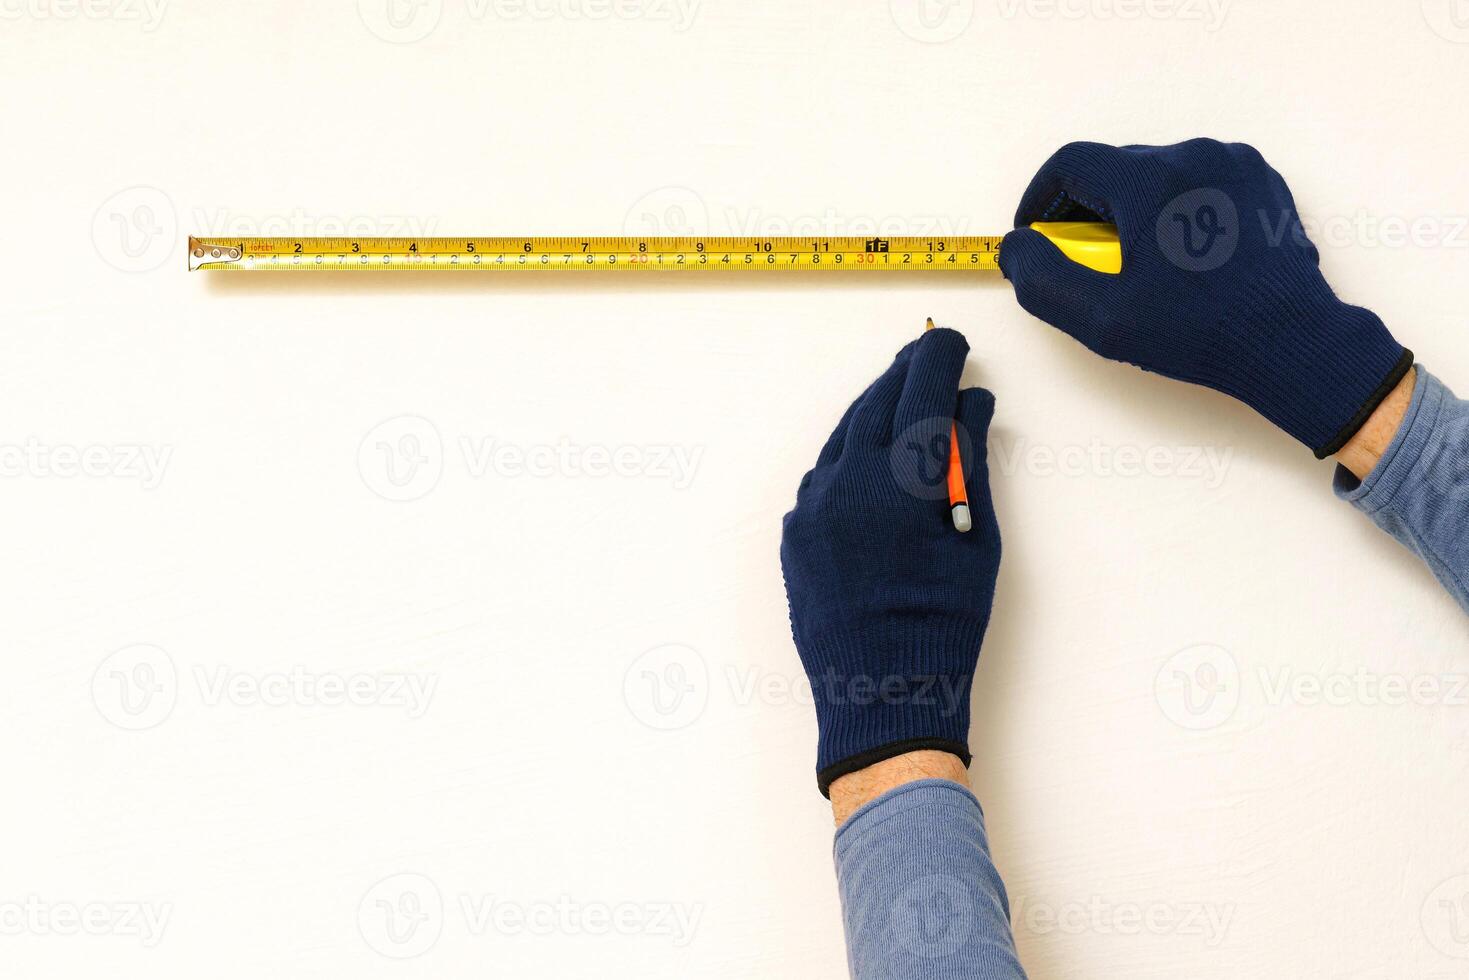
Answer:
[1334,367,1469,611]
[833,779,1027,979]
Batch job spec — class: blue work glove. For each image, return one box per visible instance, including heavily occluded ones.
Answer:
[780,328,1000,797]
[999,139,1412,458]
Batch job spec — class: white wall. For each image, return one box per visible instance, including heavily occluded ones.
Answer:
[3,2,1467,976]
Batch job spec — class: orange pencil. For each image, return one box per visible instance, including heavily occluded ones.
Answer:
[925,317,971,533]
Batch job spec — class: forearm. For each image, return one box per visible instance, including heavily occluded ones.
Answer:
[834,771,1027,980]
[1334,366,1469,611]
[1334,367,1416,480]
[830,750,970,825]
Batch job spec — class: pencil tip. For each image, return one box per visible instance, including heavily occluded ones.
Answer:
[925,317,935,332]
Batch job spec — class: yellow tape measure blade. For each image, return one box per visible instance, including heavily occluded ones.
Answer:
[188,225,1121,274]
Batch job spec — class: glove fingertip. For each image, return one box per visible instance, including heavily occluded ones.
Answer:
[918,325,970,360]
[1000,227,1097,296]
[999,228,1114,341]
[997,227,1049,284]
[956,386,996,440]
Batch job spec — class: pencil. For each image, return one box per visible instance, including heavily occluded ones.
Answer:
[925,317,971,532]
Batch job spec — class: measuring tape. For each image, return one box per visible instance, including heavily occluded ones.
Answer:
[187,222,1120,274]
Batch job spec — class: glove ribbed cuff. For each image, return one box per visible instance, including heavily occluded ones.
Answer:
[802,617,987,797]
[1312,347,1414,458]
[1230,255,1411,457]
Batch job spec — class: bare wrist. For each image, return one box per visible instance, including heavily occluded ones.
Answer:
[1335,367,1415,480]
[828,750,969,826]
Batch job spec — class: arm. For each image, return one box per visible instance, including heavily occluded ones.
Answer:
[997,139,1469,610]
[1333,366,1469,611]
[831,754,1027,979]
[1334,366,1416,482]
[780,328,1027,979]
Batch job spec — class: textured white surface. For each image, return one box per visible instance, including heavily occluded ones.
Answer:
[4,2,1469,976]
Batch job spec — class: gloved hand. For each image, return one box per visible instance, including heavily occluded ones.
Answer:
[999,139,1412,458]
[780,328,1000,797]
